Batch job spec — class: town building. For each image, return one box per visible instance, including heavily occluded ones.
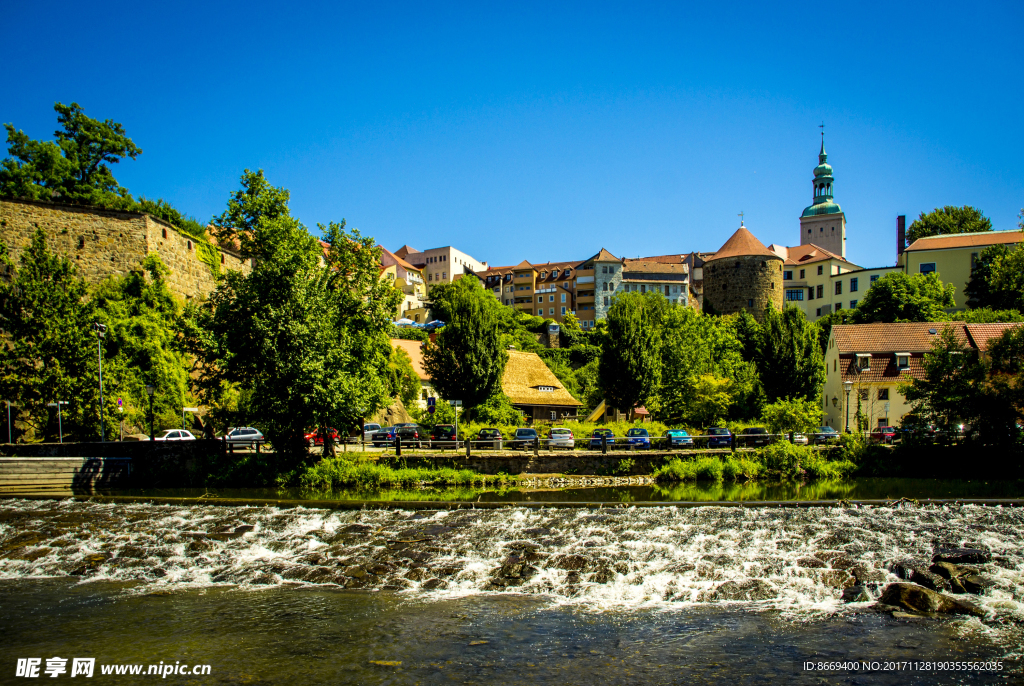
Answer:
[379,246,428,322]
[395,244,488,288]
[799,138,846,258]
[502,350,582,423]
[822,321,1021,431]
[479,260,582,325]
[898,230,1023,309]
[701,223,783,321]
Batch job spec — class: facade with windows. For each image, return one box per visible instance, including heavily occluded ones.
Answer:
[394,244,488,288]
[478,259,582,325]
[379,246,429,323]
[898,230,1023,310]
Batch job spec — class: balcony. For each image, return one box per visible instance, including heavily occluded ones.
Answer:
[575,275,595,284]
[577,294,595,303]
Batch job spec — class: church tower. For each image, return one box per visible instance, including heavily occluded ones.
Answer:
[799,137,846,257]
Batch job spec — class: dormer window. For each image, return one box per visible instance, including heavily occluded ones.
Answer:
[856,354,871,371]
[541,271,547,278]
[536,385,555,392]
[895,353,910,369]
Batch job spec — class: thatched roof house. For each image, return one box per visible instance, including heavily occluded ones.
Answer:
[502,350,582,422]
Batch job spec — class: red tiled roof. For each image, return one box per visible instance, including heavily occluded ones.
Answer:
[625,254,686,264]
[622,261,689,275]
[905,230,1023,252]
[394,245,420,259]
[769,243,849,266]
[964,323,1023,352]
[832,323,967,353]
[378,245,420,272]
[839,354,926,383]
[706,226,779,261]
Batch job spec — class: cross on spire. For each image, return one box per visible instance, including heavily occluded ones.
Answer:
[819,121,825,140]
[738,211,745,226]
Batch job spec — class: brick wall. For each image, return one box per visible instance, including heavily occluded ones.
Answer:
[0,198,250,301]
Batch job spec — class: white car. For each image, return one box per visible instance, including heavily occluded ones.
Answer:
[547,427,575,450]
[153,429,196,441]
[792,433,809,445]
[362,423,381,442]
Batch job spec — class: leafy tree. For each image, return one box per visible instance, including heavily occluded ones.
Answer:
[754,306,825,404]
[598,291,663,414]
[760,397,822,435]
[184,170,398,464]
[470,392,523,426]
[0,229,109,441]
[963,239,1024,312]
[423,277,508,411]
[977,325,1024,445]
[814,308,855,354]
[91,254,190,435]
[898,324,986,435]
[387,346,422,410]
[906,205,992,245]
[852,272,955,323]
[686,375,733,427]
[391,326,428,342]
[950,307,1024,323]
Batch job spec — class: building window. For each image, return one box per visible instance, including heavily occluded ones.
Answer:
[835,281,842,295]
[541,271,546,278]
[561,293,566,303]
[561,306,566,315]
[602,282,608,291]
[549,295,554,302]
[870,274,879,283]
[919,263,936,274]
[896,354,909,369]
[783,270,792,280]
[603,296,609,306]
[857,355,871,370]
[602,266,608,274]
[785,289,804,301]
[808,287,814,300]
[816,307,821,317]
[816,285,824,298]
[161,228,167,239]
[817,265,823,275]
[609,266,615,274]
[859,389,869,401]
[849,277,858,292]
[850,300,857,308]
[640,285,646,293]
[549,307,554,315]
[878,388,889,401]
[971,252,979,269]
[747,299,754,307]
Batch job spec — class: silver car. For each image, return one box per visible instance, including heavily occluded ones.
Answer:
[362,423,381,442]
[547,427,575,450]
[222,427,264,446]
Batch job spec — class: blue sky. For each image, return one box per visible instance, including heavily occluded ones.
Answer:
[2,1,1022,270]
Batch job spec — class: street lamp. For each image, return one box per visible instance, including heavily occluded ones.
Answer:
[843,380,853,434]
[145,385,155,441]
[46,401,68,443]
[94,322,107,442]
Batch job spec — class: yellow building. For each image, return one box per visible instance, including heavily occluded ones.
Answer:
[379,246,428,322]
[899,230,1023,309]
[823,322,1021,432]
[481,259,582,324]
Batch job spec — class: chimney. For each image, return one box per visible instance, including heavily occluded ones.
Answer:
[897,215,906,257]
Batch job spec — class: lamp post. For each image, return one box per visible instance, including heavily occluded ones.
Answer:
[94,322,107,442]
[145,385,155,441]
[843,380,853,434]
[46,401,68,443]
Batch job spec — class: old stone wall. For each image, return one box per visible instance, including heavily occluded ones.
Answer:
[702,255,783,321]
[0,198,250,302]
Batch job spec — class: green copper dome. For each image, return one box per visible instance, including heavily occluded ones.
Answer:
[814,162,833,177]
[802,200,843,217]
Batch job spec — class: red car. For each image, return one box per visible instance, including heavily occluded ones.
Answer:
[304,427,340,447]
[870,426,896,444]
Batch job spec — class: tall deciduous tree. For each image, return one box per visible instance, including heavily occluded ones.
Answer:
[754,306,825,404]
[0,229,109,441]
[183,170,398,463]
[906,205,992,245]
[963,236,1024,312]
[852,272,955,323]
[598,291,663,414]
[423,277,508,411]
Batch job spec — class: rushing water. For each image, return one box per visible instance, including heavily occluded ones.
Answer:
[2,498,1023,683]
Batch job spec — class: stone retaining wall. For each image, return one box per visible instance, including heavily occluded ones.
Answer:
[382,451,677,476]
[0,457,131,495]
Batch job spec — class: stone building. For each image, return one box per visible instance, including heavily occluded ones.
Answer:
[702,222,783,320]
[0,198,250,301]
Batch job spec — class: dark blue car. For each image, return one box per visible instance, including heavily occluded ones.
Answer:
[589,429,616,449]
[625,427,651,449]
[707,427,732,448]
[371,426,399,447]
[663,429,694,448]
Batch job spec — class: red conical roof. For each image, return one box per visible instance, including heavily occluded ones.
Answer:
[706,225,780,261]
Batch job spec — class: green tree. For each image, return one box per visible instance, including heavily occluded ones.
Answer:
[387,346,422,410]
[184,170,398,463]
[963,236,1024,312]
[898,324,986,435]
[423,277,508,411]
[686,374,733,427]
[852,272,955,323]
[754,306,825,404]
[814,308,855,354]
[983,325,1024,445]
[598,291,663,414]
[0,229,108,441]
[906,205,992,245]
[760,397,822,435]
[0,103,141,206]
[950,307,1024,324]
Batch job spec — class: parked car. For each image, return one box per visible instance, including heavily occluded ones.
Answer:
[430,424,458,447]
[361,423,382,442]
[663,429,694,449]
[304,427,339,447]
[625,427,651,449]
[396,425,425,447]
[371,426,398,447]
[222,427,264,446]
[791,433,809,446]
[510,428,538,450]
[813,426,841,444]
[394,422,419,429]
[589,428,616,449]
[870,426,897,444]
[475,428,504,449]
[738,426,771,447]
[707,427,732,449]
[548,427,575,450]
[154,429,196,441]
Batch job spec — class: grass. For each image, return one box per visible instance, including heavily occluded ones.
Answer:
[300,454,519,491]
[653,443,855,484]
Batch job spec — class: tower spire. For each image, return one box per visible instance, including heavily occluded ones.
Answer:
[818,122,826,160]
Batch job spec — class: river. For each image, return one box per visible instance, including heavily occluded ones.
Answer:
[2,497,1022,683]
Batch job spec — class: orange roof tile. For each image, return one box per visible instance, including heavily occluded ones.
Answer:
[706,226,780,262]
[839,353,927,383]
[378,245,420,272]
[905,230,1023,252]
[769,243,849,266]
[622,261,689,275]
[394,245,420,259]
[964,323,1023,352]
[832,322,968,353]
[625,254,686,264]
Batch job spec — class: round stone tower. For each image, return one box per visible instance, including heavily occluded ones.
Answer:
[702,222,784,321]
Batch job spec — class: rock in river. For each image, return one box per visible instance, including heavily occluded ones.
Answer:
[932,548,991,565]
[878,582,985,617]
